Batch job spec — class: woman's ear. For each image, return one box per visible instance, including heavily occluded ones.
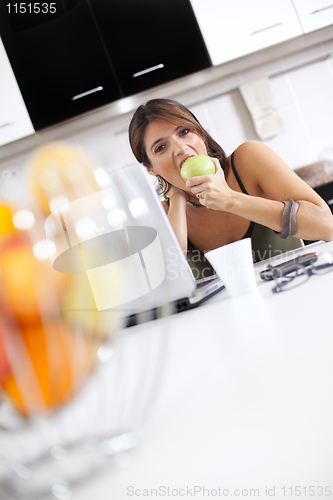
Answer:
[142,162,155,176]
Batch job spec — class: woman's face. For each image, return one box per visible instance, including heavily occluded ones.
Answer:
[143,119,207,189]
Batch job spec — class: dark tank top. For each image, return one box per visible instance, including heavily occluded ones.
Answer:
[229,151,303,263]
[173,153,304,278]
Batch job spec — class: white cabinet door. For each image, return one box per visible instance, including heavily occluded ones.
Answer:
[190,0,303,66]
[0,38,34,147]
[292,0,333,33]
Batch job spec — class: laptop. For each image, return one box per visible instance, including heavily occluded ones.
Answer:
[46,163,225,328]
[108,163,225,326]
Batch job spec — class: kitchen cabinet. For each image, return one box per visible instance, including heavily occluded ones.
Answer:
[0,0,210,132]
[295,161,333,245]
[292,0,333,33]
[0,37,34,146]
[304,181,333,245]
[0,0,123,131]
[190,0,303,66]
[314,181,333,212]
[88,0,211,97]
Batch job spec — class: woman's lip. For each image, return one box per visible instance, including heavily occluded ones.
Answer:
[180,155,195,169]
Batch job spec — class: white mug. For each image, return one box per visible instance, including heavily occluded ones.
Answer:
[205,238,257,297]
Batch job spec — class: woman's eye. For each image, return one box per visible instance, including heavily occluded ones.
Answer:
[180,129,189,136]
[155,144,165,153]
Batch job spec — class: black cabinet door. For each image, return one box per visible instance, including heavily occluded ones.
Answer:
[0,0,211,132]
[0,0,122,130]
[88,0,211,96]
[315,182,333,213]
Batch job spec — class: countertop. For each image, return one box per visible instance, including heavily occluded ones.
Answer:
[3,240,332,500]
[294,160,333,188]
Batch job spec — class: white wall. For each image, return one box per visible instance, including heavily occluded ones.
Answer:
[1,37,333,191]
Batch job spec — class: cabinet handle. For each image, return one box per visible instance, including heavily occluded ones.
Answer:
[250,22,283,36]
[311,3,333,14]
[132,64,164,78]
[327,198,333,205]
[0,122,14,129]
[72,86,103,101]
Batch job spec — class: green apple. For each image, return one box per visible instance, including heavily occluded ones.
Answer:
[180,155,215,181]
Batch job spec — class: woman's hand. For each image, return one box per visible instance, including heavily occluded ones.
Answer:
[186,157,233,210]
[167,184,188,205]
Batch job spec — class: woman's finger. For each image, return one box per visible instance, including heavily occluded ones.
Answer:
[208,156,222,173]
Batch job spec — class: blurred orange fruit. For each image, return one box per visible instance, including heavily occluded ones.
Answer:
[0,205,16,235]
[0,233,66,325]
[27,142,99,217]
[0,320,96,417]
[0,331,11,384]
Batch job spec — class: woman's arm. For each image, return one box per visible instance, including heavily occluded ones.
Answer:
[187,141,333,242]
[162,185,188,256]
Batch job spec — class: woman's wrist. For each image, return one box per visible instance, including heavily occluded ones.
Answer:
[167,188,187,206]
[219,187,241,213]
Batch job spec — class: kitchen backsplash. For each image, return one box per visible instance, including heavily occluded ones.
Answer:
[1,37,333,185]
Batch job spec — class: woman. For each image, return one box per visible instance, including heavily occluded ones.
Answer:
[129,98,333,275]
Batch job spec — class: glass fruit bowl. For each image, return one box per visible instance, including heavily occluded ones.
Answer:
[0,143,168,500]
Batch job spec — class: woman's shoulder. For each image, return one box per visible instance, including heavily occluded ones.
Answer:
[230,141,264,176]
[231,141,282,194]
[233,140,268,158]
[233,141,285,173]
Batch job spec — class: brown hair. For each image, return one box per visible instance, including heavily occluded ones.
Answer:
[128,98,228,195]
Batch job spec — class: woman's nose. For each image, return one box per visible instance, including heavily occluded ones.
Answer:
[173,138,186,155]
